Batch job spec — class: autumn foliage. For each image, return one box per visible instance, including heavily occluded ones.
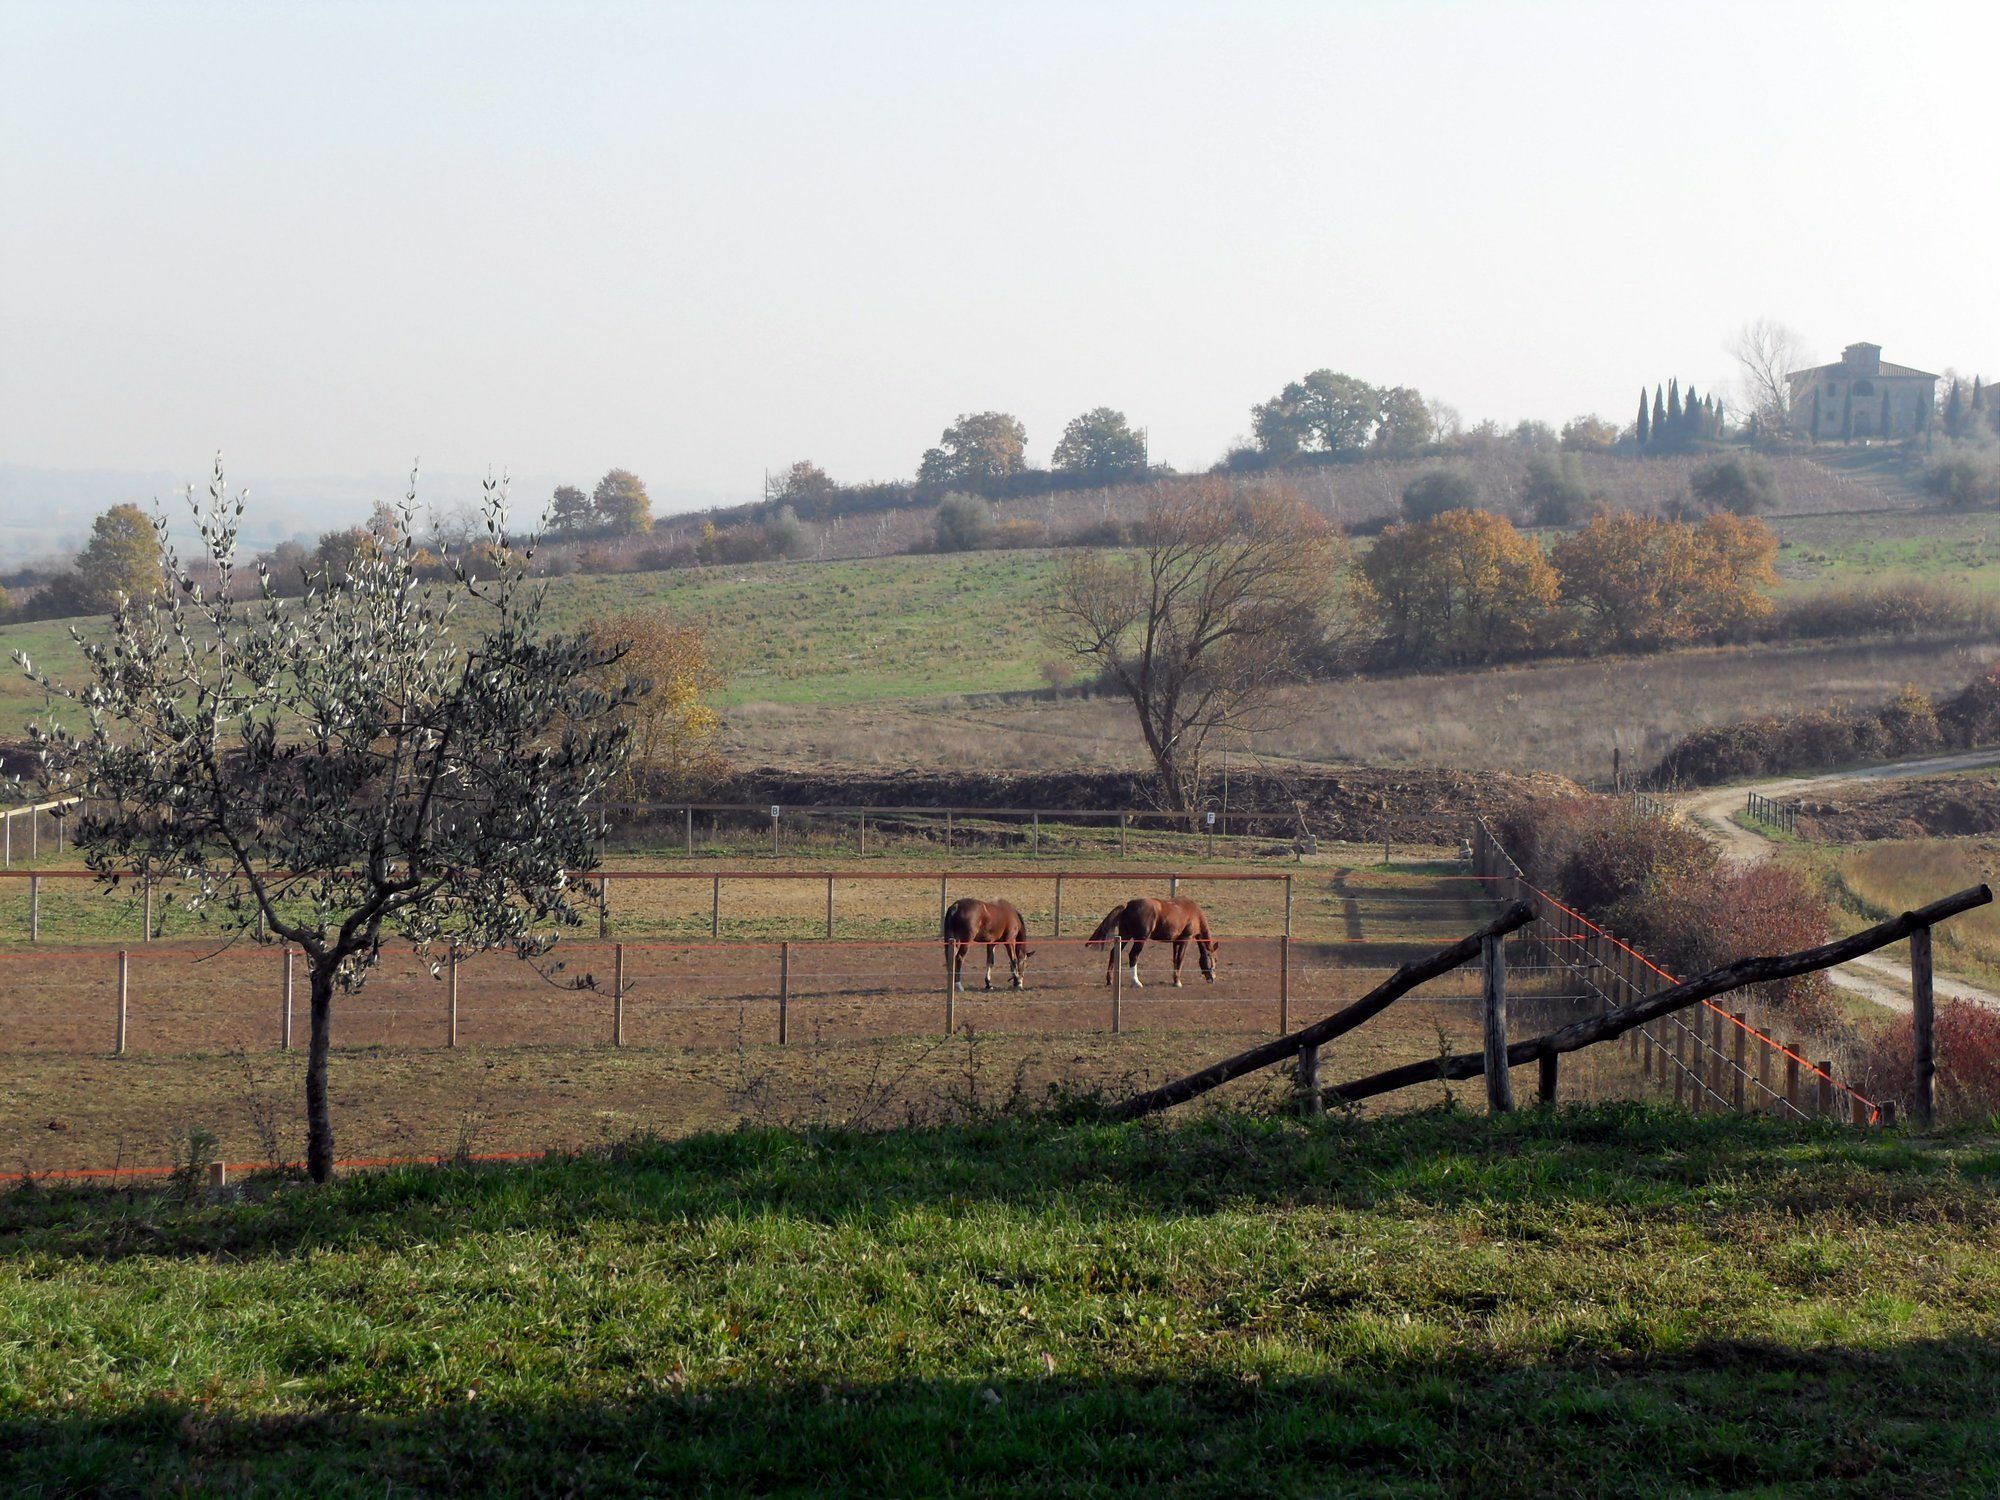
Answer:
[581,607,725,796]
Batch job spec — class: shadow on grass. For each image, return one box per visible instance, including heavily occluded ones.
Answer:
[4,1103,1996,1265]
[8,1336,2000,1494]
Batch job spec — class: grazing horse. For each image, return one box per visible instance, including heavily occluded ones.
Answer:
[1086,897,1219,988]
[943,897,1034,991]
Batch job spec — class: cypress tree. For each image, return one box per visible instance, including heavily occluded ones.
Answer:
[1667,380,1682,430]
[1654,385,1667,437]
[1945,380,1964,438]
[1974,376,1986,411]
[1682,385,1702,436]
[1637,388,1651,446]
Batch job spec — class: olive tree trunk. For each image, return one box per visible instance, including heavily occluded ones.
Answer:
[305,966,337,1183]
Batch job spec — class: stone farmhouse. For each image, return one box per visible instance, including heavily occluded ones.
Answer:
[1787,342,1936,441]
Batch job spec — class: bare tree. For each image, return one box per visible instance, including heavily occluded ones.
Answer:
[17,458,634,1183]
[1730,319,1810,433]
[1045,479,1343,812]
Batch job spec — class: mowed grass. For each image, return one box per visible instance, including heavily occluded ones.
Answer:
[1775,506,2000,595]
[3,1106,1999,1492]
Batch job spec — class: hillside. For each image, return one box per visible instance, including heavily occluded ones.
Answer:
[4,1107,1998,1492]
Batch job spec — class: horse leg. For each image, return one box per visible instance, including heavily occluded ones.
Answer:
[951,941,964,992]
[984,944,995,991]
[1172,937,1187,987]
[1008,941,1024,990]
[1128,938,1145,988]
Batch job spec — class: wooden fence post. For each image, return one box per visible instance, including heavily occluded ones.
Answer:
[1537,1050,1558,1105]
[858,812,866,855]
[711,876,721,938]
[613,943,625,1048]
[1299,1040,1322,1116]
[1911,925,1935,1129]
[1053,874,1063,937]
[1731,1013,1747,1110]
[939,875,948,935]
[945,809,953,853]
[1756,1028,1772,1112]
[281,946,293,1051]
[29,872,39,942]
[1674,1021,1686,1108]
[1482,932,1513,1113]
[1815,1063,1834,1119]
[941,938,953,1035]
[1119,811,1127,857]
[1784,1045,1801,1116]
[447,946,459,1049]
[1112,938,1124,1035]
[115,949,129,1056]
[1283,874,1293,941]
[1279,934,1291,1035]
[143,874,154,942]
[781,941,792,1045]
[825,876,834,940]
[1169,874,1179,899]
[1032,811,1040,856]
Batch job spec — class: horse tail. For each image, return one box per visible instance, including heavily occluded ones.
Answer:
[941,897,968,940]
[1085,904,1125,948]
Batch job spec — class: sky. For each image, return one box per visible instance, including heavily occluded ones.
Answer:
[3,0,1997,542]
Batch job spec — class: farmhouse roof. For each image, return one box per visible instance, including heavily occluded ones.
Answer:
[1788,358,1938,380]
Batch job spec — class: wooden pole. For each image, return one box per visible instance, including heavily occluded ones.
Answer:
[1482,932,1513,1113]
[1279,934,1291,1034]
[143,874,154,942]
[1283,874,1293,940]
[711,876,721,938]
[115,949,129,1056]
[781,941,791,1045]
[1299,1040,1322,1116]
[598,875,610,939]
[1674,1021,1686,1108]
[1053,874,1063,937]
[1112,937,1124,1035]
[941,938,952,1035]
[1169,874,1179,898]
[1032,811,1039,856]
[945,809,953,853]
[1815,1062,1834,1119]
[1731,1013,1748,1110]
[447,946,459,1048]
[1784,1045,1801,1116]
[29,872,39,943]
[1119,811,1127,857]
[613,943,625,1047]
[939,874,947,935]
[1537,1050,1558,1105]
[1756,1025,1771,1111]
[1911,925,1935,1129]
[685,807,693,857]
[281,946,294,1051]
[825,876,834,940]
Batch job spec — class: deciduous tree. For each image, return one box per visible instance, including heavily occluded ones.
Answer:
[918,412,1027,489]
[580,607,724,797]
[1730,319,1808,432]
[1251,371,1380,459]
[1359,509,1558,666]
[19,460,634,1183]
[593,469,653,534]
[549,484,593,535]
[1051,407,1146,480]
[1045,480,1341,810]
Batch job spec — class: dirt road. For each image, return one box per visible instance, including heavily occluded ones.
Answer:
[1679,749,2000,1014]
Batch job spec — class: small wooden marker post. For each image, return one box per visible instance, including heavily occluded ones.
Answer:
[1911,926,1935,1128]
[941,939,953,1035]
[711,876,721,938]
[29,873,39,942]
[1481,932,1512,1114]
[684,807,693,857]
[115,949,129,1055]
[1053,874,1063,937]
[1815,1062,1835,1119]
[1784,1045,1801,1116]
[281,947,294,1051]
[613,943,625,1048]
[1112,938,1124,1035]
[1673,1022,1686,1108]
[1119,811,1127,857]
[938,875,948,934]
[1169,874,1179,898]
[1278,934,1291,1035]
[447,946,460,1049]
[1032,810,1040,856]
[781,941,792,1045]
[143,874,154,942]
[598,875,610,940]
[944,809,953,853]
[1283,874,1294,940]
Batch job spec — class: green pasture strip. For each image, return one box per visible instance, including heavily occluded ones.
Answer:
[1775,508,2000,595]
[3,1107,1999,1492]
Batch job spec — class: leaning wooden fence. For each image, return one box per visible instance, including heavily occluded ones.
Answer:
[1744,791,1802,836]
[1115,821,1989,1128]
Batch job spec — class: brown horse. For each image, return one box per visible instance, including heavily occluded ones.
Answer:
[1086,897,1218,988]
[943,897,1034,991]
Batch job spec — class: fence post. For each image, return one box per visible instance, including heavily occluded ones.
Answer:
[1815,1063,1834,1119]
[825,876,834,940]
[599,875,610,940]
[1482,932,1513,1113]
[858,812,866,856]
[939,875,948,935]
[1674,1021,1686,1108]
[1731,1014,1748,1110]
[29,872,39,942]
[711,876,721,938]
[945,809,953,853]
[1756,1027,1771,1112]
[1053,874,1063,937]
[143,874,154,942]
[1537,1050,1558,1105]
[1298,1039,1322,1116]
[685,807,693,857]
[447,946,459,1048]
[781,941,792,1045]
[941,938,953,1035]
[1169,874,1179,899]
[1279,934,1291,1034]
[1032,811,1039,856]
[115,949,129,1055]
[3,806,9,866]
[613,943,625,1048]
[1911,925,1935,1129]
[1784,1045,1801,1116]
[1283,874,1293,941]
[1119,811,1127,857]
[1112,937,1124,1035]
[281,946,294,1051]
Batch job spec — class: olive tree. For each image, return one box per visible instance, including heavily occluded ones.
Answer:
[16,459,633,1182]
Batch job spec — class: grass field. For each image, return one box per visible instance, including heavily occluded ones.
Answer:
[4,1106,1999,1492]
[1775,506,2000,594]
[1829,837,2000,990]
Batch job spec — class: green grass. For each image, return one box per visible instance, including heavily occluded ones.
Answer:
[4,1105,2000,1492]
[1774,507,2000,595]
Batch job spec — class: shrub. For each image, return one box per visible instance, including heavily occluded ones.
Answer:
[990,518,1045,550]
[1766,582,1998,641]
[1922,450,2000,508]
[1400,467,1480,522]
[1690,452,1780,515]
[934,493,994,552]
[1853,999,2000,1122]
[1521,452,1593,527]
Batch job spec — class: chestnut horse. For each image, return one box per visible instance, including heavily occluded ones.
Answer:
[943,897,1034,991]
[1086,897,1218,988]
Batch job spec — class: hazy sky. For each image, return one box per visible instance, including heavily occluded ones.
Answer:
[4,0,1997,517]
